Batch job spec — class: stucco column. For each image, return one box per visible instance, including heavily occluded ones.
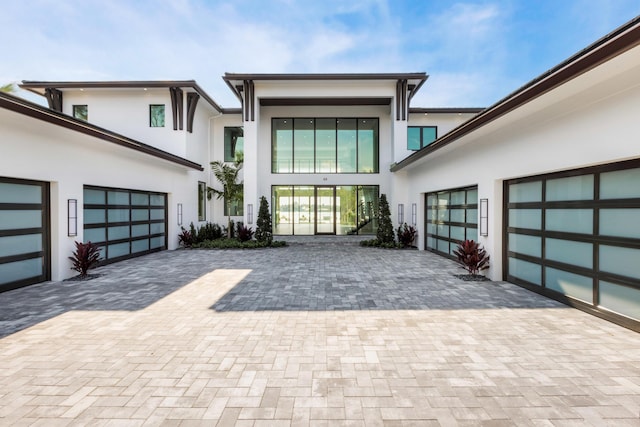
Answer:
[243,112,259,228]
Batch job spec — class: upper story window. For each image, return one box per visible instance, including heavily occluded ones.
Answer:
[272,118,379,174]
[408,126,437,151]
[73,105,88,121]
[149,105,165,127]
[224,127,244,162]
[198,181,206,221]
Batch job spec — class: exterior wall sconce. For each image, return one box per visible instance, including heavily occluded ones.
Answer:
[247,204,254,224]
[411,203,417,226]
[177,203,183,226]
[398,203,404,225]
[480,198,489,236]
[68,199,77,237]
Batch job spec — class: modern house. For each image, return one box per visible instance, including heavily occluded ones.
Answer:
[1,16,639,331]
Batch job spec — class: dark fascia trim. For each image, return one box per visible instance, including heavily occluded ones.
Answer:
[0,91,203,171]
[20,80,224,114]
[392,15,640,172]
[224,72,428,81]
[409,107,485,114]
[260,97,392,107]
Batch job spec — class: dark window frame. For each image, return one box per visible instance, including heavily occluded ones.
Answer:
[224,127,244,162]
[408,126,437,151]
[198,181,206,221]
[72,104,88,121]
[149,104,166,127]
[271,118,379,174]
[504,158,640,332]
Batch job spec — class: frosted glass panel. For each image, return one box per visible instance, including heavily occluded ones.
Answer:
[436,224,449,237]
[131,193,149,205]
[108,242,129,258]
[546,175,594,201]
[426,223,436,234]
[437,209,449,222]
[436,196,449,207]
[509,257,541,285]
[83,189,105,204]
[600,245,640,280]
[132,209,149,221]
[131,239,149,253]
[451,191,466,205]
[108,191,129,205]
[427,209,437,221]
[131,224,149,237]
[545,238,592,268]
[150,209,165,220]
[150,222,165,234]
[467,209,478,224]
[508,209,541,230]
[0,257,43,284]
[0,183,41,203]
[150,236,164,249]
[0,210,41,230]
[437,239,449,253]
[545,267,593,303]
[508,233,541,258]
[0,234,42,257]
[426,195,437,206]
[427,236,436,249]
[600,209,640,238]
[466,227,478,241]
[84,209,105,224]
[546,209,593,234]
[599,281,640,320]
[467,189,478,204]
[450,226,465,241]
[108,226,130,240]
[150,195,165,206]
[600,168,640,199]
[450,209,465,223]
[509,181,541,202]
[108,209,130,222]
[83,228,105,243]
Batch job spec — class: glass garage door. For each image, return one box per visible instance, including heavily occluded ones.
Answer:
[425,186,478,258]
[505,160,640,330]
[83,186,167,264]
[0,177,49,292]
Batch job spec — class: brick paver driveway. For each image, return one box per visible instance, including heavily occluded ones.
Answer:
[1,239,639,426]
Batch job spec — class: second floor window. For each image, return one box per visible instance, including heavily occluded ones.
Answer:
[224,127,244,162]
[73,105,88,121]
[150,105,165,127]
[408,126,437,150]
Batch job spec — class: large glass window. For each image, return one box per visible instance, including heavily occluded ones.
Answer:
[149,105,165,127]
[223,198,243,216]
[198,181,206,221]
[408,126,437,151]
[224,127,244,162]
[425,186,478,257]
[272,118,378,174]
[505,161,640,328]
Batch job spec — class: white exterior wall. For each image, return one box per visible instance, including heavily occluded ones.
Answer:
[1,108,205,281]
[403,44,640,280]
[63,89,187,158]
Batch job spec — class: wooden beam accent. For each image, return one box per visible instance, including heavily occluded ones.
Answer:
[169,87,183,131]
[44,88,63,112]
[186,92,200,133]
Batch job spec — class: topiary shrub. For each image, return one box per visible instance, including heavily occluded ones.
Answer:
[255,196,273,245]
[376,194,395,245]
[69,241,101,278]
[452,240,490,276]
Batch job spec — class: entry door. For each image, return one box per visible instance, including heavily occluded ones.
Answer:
[315,186,336,234]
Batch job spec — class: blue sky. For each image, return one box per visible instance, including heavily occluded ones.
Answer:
[2,0,639,108]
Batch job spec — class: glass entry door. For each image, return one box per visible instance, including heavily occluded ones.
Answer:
[315,186,336,234]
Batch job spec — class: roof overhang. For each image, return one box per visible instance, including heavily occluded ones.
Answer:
[0,91,203,171]
[19,80,231,114]
[391,15,640,172]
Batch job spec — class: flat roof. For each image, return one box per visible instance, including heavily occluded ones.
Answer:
[392,15,640,172]
[0,91,203,171]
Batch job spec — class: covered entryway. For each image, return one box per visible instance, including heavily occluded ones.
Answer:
[0,177,49,292]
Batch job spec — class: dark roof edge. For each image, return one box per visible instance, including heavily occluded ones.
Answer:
[19,80,224,113]
[0,92,204,171]
[392,15,640,172]
[223,72,428,81]
[409,107,485,114]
